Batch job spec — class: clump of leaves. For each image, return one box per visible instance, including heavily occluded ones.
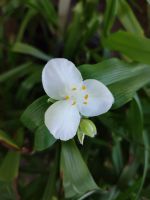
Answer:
[0,0,150,199]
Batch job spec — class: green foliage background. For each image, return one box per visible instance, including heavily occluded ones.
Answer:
[0,0,150,199]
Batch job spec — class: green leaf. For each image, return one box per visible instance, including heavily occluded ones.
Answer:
[21,96,49,132]
[103,31,150,64]
[103,0,118,36]
[79,58,148,85]
[42,145,59,200]
[118,158,139,188]
[127,95,143,145]
[109,70,150,108]
[0,129,20,150]
[79,58,150,108]
[16,8,37,41]
[0,130,24,182]
[112,140,123,175]
[12,42,51,61]
[16,68,41,101]
[64,2,83,58]
[21,96,56,151]
[81,13,99,47]
[117,0,143,35]
[103,0,143,37]
[38,0,58,26]
[34,124,56,151]
[136,131,149,198]
[127,96,149,198]
[0,151,20,182]
[27,0,58,26]
[0,62,32,83]
[118,96,148,194]
[61,140,99,199]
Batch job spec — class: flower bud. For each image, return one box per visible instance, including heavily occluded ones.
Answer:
[77,129,85,145]
[79,119,97,138]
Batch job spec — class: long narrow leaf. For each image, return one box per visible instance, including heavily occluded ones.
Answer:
[12,42,51,61]
[117,0,143,35]
[61,140,99,199]
[103,31,150,64]
[79,58,150,108]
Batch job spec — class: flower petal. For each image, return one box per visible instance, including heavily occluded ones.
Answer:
[42,58,83,100]
[45,100,81,141]
[78,79,114,117]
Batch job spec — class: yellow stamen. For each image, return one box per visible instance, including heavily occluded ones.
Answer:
[72,101,76,105]
[82,85,86,90]
[65,96,70,100]
[84,94,88,100]
[83,102,88,105]
[72,87,77,91]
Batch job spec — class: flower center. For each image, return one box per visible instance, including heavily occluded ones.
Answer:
[65,85,89,106]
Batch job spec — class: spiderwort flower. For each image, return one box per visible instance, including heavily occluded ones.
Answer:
[42,58,114,141]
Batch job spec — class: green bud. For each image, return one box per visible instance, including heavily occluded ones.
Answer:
[77,129,85,145]
[79,119,97,138]
[47,97,56,103]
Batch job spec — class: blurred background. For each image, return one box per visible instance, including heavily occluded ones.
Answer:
[0,0,150,200]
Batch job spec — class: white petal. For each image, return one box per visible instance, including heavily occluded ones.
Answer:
[42,58,83,100]
[45,100,81,141]
[78,79,114,117]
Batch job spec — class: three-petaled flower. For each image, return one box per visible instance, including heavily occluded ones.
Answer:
[42,58,114,141]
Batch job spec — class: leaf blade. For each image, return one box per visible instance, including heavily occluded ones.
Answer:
[21,96,56,151]
[12,42,51,61]
[79,58,150,108]
[103,31,150,64]
[61,140,99,199]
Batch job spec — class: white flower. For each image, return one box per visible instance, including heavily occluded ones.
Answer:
[42,58,114,141]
